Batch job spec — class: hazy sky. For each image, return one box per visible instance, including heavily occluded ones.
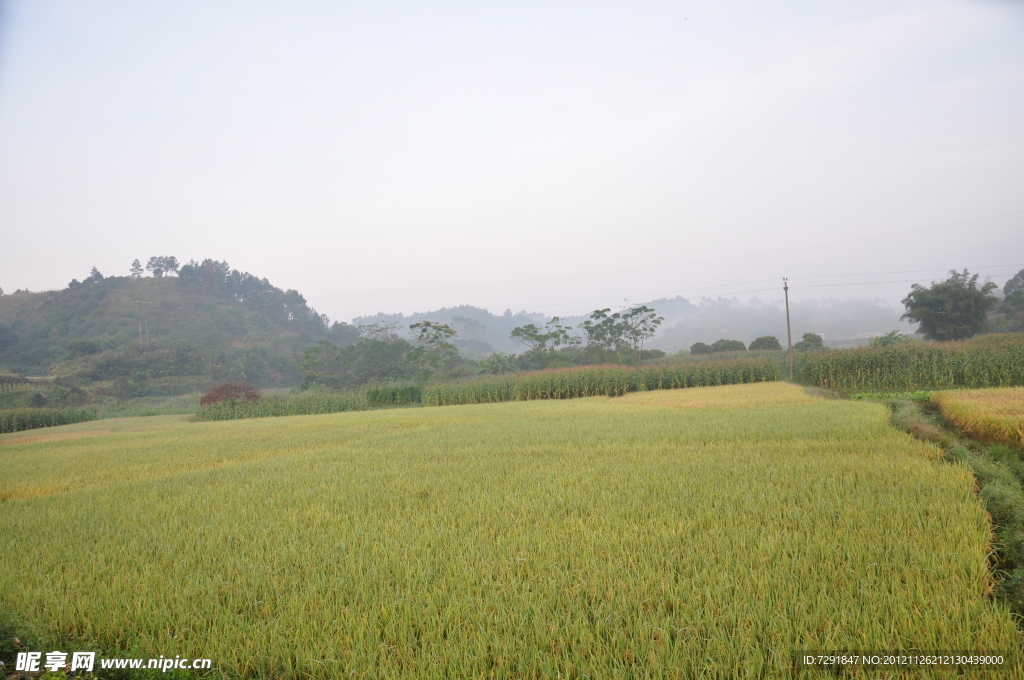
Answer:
[1,0,1022,322]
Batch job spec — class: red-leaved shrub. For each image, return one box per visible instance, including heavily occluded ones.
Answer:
[200,381,261,406]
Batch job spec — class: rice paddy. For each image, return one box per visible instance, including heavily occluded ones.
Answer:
[932,387,1024,447]
[0,382,1020,678]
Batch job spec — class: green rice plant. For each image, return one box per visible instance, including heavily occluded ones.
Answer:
[0,383,1019,677]
[0,407,99,434]
[423,357,779,406]
[195,393,368,421]
[796,333,1024,391]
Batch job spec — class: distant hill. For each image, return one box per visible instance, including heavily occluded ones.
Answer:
[357,296,913,355]
[0,265,356,387]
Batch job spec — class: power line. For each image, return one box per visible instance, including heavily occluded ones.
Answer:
[498,266,1024,316]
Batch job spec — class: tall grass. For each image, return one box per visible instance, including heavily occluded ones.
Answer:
[0,407,99,434]
[796,333,1024,391]
[0,383,1018,677]
[424,357,779,406]
[932,387,1024,447]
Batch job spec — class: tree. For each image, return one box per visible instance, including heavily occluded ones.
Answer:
[1005,268,1024,297]
[793,333,824,351]
[87,267,103,282]
[130,259,144,278]
[357,322,400,341]
[299,340,345,388]
[749,335,782,350]
[477,352,515,374]
[408,321,460,377]
[578,309,622,351]
[901,269,998,341]
[146,256,180,277]
[711,338,745,352]
[1000,290,1024,332]
[869,330,910,347]
[690,342,715,355]
[618,306,664,363]
[510,317,580,353]
[147,256,166,277]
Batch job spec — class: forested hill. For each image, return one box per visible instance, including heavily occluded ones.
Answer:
[0,264,357,384]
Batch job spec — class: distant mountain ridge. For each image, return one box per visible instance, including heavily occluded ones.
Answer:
[356,296,912,355]
[0,263,911,382]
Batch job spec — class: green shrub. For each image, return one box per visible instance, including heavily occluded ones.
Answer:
[711,339,746,352]
[749,335,782,351]
[690,342,715,355]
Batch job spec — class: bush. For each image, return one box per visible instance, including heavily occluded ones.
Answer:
[712,339,746,352]
[793,333,824,351]
[749,335,782,351]
[690,342,715,355]
[200,381,260,406]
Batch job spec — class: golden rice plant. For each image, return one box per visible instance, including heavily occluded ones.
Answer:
[932,387,1024,447]
[0,383,1019,678]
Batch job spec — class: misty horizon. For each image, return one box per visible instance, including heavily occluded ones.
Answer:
[1,1,1022,321]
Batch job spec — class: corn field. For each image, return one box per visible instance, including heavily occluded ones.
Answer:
[366,386,422,406]
[0,375,31,392]
[795,334,1024,391]
[195,393,368,421]
[424,358,779,406]
[0,407,99,434]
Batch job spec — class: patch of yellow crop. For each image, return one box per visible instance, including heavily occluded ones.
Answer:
[609,380,818,410]
[932,387,1024,447]
[0,385,1019,678]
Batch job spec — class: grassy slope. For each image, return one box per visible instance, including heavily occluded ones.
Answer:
[0,383,1019,678]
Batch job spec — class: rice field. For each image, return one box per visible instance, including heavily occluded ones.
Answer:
[0,383,1020,678]
[931,387,1024,447]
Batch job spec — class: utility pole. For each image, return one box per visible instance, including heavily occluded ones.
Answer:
[133,301,152,349]
[784,278,793,381]
[134,301,144,346]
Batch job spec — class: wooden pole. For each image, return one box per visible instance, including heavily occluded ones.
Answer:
[784,278,793,381]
